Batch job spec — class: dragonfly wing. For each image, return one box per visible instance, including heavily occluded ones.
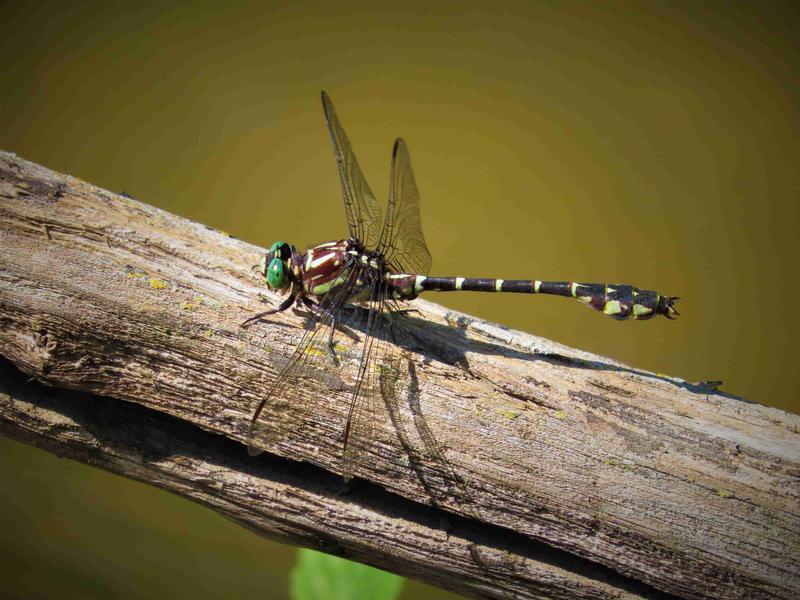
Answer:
[321,91,383,250]
[247,268,361,456]
[379,138,432,276]
[340,280,408,481]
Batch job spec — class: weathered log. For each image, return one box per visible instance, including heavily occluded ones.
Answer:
[1,150,798,599]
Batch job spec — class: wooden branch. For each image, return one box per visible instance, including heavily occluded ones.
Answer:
[0,150,798,599]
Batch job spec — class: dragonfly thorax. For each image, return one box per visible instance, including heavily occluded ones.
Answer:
[300,238,387,300]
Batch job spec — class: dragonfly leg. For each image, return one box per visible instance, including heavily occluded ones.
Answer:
[296,297,340,362]
[301,297,361,342]
[298,298,359,366]
[241,291,297,328]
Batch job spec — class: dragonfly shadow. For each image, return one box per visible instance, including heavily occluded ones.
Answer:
[265,302,744,421]
[526,351,749,400]
[380,360,473,508]
[240,298,734,500]
[336,304,538,372]
[398,310,745,400]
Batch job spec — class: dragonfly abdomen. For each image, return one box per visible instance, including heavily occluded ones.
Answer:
[403,276,678,320]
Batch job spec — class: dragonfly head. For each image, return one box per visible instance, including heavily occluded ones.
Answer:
[260,240,294,290]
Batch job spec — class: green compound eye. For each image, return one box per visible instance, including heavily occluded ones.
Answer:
[266,257,287,289]
[269,241,291,260]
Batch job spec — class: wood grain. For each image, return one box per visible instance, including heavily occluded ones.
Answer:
[1,150,798,599]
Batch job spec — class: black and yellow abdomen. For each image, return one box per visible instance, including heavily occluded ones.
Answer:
[386,274,679,321]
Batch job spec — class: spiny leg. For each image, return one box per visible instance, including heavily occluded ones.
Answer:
[300,297,361,365]
[241,289,298,328]
[302,297,362,340]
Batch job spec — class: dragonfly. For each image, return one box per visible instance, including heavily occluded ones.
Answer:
[242,91,679,480]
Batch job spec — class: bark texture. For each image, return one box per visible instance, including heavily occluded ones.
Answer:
[1,150,798,599]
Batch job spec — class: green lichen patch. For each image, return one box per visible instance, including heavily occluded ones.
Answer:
[496,409,520,421]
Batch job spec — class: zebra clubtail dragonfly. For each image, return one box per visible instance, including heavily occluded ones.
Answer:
[242,92,679,480]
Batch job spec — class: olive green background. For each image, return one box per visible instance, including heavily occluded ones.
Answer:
[1,2,798,598]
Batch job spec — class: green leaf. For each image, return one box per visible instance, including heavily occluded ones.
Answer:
[291,548,405,600]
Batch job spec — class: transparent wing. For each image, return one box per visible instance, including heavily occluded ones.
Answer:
[247,268,362,456]
[339,290,470,494]
[378,138,432,276]
[321,91,383,250]
[340,280,401,481]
